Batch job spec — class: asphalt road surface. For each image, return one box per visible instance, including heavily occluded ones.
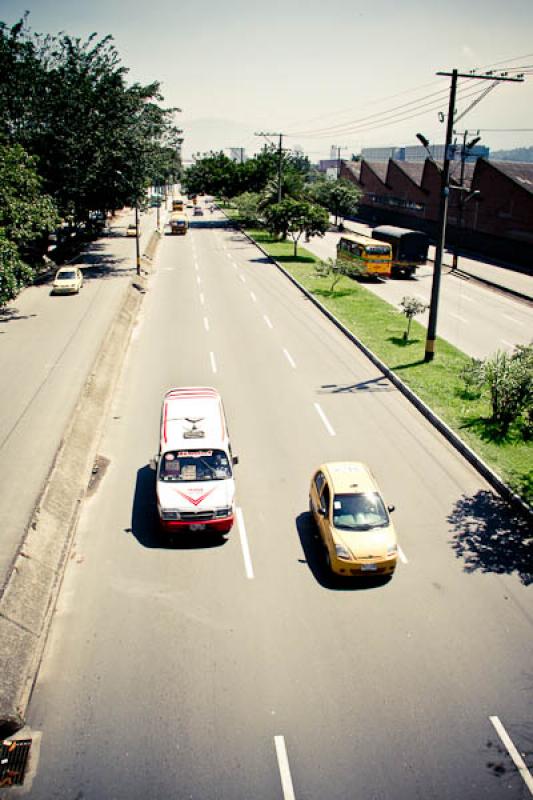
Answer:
[305,225,533,360]
[16,211,533,799]
[0,209,156,590]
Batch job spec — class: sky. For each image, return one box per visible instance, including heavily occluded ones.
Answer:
[2,0,533,162]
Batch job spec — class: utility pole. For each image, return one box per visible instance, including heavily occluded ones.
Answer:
[336,145,348,179]
[423,68,523,363]
[255,131,284,202]
[135,202,141,276]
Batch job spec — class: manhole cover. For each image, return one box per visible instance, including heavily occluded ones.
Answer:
[0,739,31,787]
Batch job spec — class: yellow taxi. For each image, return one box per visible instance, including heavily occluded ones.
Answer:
[309,462,397,577]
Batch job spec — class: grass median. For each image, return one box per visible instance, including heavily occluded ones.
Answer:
[236,223,531,506]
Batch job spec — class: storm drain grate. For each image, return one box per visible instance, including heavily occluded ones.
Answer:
[0,739,32,787]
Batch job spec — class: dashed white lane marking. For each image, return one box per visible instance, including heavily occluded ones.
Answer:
[250,291,257,302]
[196,275,201,286]
[203,317,209,332]
[489,716,533,795]
[239,273,246,283]
[199,292,205,306]
[398,545,408,564]
[210,352,217,374]
[274,736,296,800]
[283,348,296,368]
[501,339,515,349]
[314,403,336,436]
[449,312,468,323]
[502,313,524,326]
[194,261,199,271]
[264,315,273,329]
[236,507,254,579]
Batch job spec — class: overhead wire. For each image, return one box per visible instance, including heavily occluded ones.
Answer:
[282,53,531,141]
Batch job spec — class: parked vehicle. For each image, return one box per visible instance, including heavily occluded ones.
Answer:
[371,226,429,278]
[336,234,392,279]
[172,198,185,212]
[126,224,137,237]
[51,267,84,295]
[154,387,238,535]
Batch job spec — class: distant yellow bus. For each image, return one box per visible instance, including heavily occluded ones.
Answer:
[336,234,392,279]
[172,198,185,212]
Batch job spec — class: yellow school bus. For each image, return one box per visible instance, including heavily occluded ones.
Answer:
[172,198,185,212]
[336,234,392,278]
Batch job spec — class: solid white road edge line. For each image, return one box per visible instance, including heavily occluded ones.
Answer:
[236,507,254,579]
[210,352,217,374]
[264,315,273,329]
[489,715,533,795]
[314,403,336,436]
[283,348,296,369]
[274,736,296,800]
[397,545,408,564]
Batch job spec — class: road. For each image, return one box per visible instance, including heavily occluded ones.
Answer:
[0,208,157,591]
[304,223,533,360]
[18,208,533,799]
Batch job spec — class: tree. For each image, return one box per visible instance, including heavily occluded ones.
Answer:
[400,296,428,342]
[314,257,352,292]
[0,142,58,305]
[308,177,361,224]
[484,346,533,435]
[182,151,239,199]
[232,192,262,226]
[264,198,329,256]
[0,19,182,225]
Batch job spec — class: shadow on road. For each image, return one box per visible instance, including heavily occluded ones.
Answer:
[318,377,392,394]
[447,490,533,585]
[295,512,391,591]
[128,464,227,551]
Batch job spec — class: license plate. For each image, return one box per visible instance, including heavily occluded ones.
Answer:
[361,563,377,572]
[189,524,206,531]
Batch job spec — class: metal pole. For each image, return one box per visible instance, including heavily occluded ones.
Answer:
[277,134,283,204]
[424,69,458,362]
[135,202,141,276]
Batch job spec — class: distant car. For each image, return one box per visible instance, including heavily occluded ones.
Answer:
[126,224,137,237]
[309,462,397,577]
[193,207,204,216]
[52,267,84,295]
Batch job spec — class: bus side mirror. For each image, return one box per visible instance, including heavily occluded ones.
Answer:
[149,456,158,471]
[232,455,239,466]
[388,505,395,513]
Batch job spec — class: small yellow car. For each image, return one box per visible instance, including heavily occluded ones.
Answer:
[51,267,84,295]
[309,462,397,577]
[126,223,137,237]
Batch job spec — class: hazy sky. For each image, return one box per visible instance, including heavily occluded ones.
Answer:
[2,0,532,161]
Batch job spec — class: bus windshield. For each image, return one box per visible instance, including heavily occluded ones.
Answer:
[364,245,390,255]
[159,449,232,482]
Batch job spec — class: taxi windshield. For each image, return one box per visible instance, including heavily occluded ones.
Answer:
[159,449,232,482]
[332,492,389,530]
[57,270,76,280]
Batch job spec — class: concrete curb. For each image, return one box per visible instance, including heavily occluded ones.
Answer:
[233,224,532,522]
[0,229,161,738]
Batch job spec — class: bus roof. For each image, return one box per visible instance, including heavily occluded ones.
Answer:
[372,225,428,241]
[338,233,377,246]
[160,387,227,453]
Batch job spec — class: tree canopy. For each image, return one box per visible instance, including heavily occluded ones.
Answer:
[0,15,182,304]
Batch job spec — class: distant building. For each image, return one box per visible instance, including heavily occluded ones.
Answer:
[228,147,246,163]
[339,157,532,268]
[362,144,489,163]
[361,146,405,162]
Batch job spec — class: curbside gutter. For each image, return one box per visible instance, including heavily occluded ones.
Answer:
[0,229,161,738]
[235,225,533,522]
